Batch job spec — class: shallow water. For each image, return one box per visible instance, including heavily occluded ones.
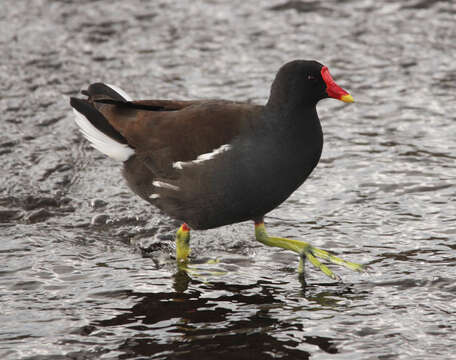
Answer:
[1,0,456,359]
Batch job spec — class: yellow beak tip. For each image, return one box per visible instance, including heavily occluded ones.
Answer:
[340,94,354,103]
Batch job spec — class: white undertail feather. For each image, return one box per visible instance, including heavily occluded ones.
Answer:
[105,83,133,101]
[72,84,135,162]
[73,108,135,162]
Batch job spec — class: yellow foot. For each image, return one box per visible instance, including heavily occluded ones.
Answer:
[255,222,366,281]
[175,224,226,278]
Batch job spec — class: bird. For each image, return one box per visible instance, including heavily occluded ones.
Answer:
[70,60,365,281]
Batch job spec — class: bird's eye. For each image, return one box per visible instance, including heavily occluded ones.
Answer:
[307,74,316,81]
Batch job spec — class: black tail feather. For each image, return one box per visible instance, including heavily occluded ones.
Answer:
[93,98,168,111]
[70,97,129,145]
[86,83,129,102]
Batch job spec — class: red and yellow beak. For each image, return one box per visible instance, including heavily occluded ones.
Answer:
[321,66,354,103]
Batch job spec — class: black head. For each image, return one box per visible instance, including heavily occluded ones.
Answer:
[267,60,353,109]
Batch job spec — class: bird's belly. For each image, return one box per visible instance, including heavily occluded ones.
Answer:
[124,132,323,230]
[186,142,322,229]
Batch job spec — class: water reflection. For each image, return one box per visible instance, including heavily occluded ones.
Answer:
[173,270,192,293]
[89,276,356,359]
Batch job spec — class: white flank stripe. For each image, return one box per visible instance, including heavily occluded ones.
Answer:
[153,181,180,191]
[73,108,135,162]
[105,83,133,101]
[172,144,232,169]
[149,193,160,199]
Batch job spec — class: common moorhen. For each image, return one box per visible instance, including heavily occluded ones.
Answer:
[70,60,365,280]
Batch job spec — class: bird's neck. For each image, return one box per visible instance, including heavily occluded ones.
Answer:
[264,101,321,135]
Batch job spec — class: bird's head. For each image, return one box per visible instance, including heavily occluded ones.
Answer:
[268,60,354,108]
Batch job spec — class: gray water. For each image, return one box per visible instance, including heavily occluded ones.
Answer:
[1,0,456,359]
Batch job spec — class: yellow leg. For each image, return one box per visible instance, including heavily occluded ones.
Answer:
[254,221,366,281]
[174,224,226,282]
[175,223,191,269]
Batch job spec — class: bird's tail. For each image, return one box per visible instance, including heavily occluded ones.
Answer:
[69,83,135,162]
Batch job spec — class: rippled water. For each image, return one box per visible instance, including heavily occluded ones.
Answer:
[1,0,456,359]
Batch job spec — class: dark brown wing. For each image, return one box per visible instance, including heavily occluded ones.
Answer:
[96,99,263,166]
[98,99,265,228]
[72,83,266,227]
